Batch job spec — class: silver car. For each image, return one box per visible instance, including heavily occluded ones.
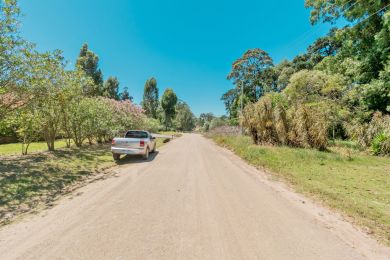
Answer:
[111,130,157,160]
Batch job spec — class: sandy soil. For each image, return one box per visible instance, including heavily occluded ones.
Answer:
[0,133,389,259]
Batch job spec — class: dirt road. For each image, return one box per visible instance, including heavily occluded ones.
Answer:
[0,134,389,259]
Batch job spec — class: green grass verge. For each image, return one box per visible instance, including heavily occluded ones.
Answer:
[0,140,69,156]
[211,134,390,245]
[0,144,115,224]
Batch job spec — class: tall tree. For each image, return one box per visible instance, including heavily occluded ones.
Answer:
[221,89,239,119]
[0,0,30,120]
[227,48,274,102]
[199,113,215,125]
[307,28,341,65]
[27,50,67,151]
[305,0,390,83]
[102,76,119,100]
[76,43,103,95]
[142,77,159,118]
[174,101,195,131]
[160,88,177,130]
[120,86,133,101]
[305,0,388,25]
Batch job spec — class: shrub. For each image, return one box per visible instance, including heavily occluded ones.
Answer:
[371,132,390,156]
[143,118,162,133]
[209,117,227,130]
[288,104,329,150]
[346,112,390,155]
[242,93,329,150]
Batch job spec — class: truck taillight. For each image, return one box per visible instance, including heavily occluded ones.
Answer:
[140,140,145,147]
[111,140,116,145]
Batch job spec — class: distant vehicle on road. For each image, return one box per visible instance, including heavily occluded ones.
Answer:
[111,130,156,161]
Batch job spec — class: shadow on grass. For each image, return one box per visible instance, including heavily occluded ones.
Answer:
[0,144,114,225]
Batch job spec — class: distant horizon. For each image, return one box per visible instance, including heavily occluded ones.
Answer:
[19,0,339,117]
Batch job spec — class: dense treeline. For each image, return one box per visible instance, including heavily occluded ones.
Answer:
[141,78,196,131]
[222,0,390,155]
[0,1,196,154]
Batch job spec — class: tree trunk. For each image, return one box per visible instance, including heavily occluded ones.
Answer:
[48,139,55,151]
[250,127,258,144]
[22,136,26,155]
[44,125,56,151]
[25,143,30,155]
[332,126,335,144]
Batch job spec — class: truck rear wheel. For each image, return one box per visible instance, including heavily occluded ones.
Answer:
[143,148,149,160]
[113,153,120,161]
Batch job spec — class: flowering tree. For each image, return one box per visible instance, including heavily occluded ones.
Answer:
[102,98,145,136]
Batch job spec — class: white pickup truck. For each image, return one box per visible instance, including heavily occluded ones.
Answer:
[111,130,156,161]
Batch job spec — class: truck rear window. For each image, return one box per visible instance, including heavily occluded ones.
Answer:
[125,131,148,138]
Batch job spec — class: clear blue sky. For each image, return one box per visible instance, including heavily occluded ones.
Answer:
[19,0,336,116]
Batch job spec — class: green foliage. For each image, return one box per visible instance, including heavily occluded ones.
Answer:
[197,112,215,128]
[75,43,103,94]
[102,76,120,100]
[26,50,68,151]
[142,77,159,118]
[227,48,274,103]
[119,86,132,101]
[160,88,178,129]
[66,98,96,147]
[0,0,29,120]
[371,132,390,156]
[305,0,387,24]
[0,1,193,154]
[209,117,227,130]
[222,3,390,156]
[13,108,41,155]
[346,112,390,155]
[360,79,390,113]
[285,70,345,103]
[174,101,195,131]
[142,118,162,133]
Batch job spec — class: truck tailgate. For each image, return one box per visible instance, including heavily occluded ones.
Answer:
[112,138,144,149]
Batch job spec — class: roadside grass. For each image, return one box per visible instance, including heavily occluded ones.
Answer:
[0,144,115,225]
[0,140,69,156]
[0,134,181,225]
[210,134,390,245]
